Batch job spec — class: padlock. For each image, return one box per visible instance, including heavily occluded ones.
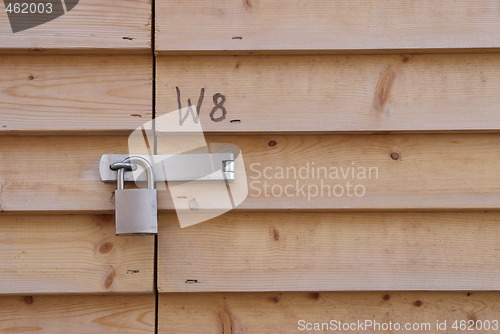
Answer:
[114,156,158,235]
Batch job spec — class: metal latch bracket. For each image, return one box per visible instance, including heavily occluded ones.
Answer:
[99,151,235,183]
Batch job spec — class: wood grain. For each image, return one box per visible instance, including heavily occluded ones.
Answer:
[158,212,500,292]
[159,291,500,334]
[157,133,500,211]
[2,134,500,211]
[0,55,152,132]
[0,0,151,53]
[156,0,500,54]
[156,54,500,132]
[0,294,154,333]
[0,215,154,294]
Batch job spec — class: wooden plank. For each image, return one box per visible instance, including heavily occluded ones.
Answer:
[0,136,127,212]
[157,133,500,210]
[0,294,154,333]
[159,291,500,334]
[156,54,500,132]
[0,214,154,294]
[156,0,500,54]
[0,55,152,132]
[0,0,150,53]
[158,212,500,292]
[3,133,500,211]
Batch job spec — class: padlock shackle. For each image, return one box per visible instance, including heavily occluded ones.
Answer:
[116,156,155,190]
[110,162,137,171]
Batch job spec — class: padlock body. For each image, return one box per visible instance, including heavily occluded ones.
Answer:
[115,189,158,235]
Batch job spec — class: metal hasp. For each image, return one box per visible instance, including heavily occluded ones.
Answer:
[100,151,236,183]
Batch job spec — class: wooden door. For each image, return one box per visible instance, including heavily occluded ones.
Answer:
[0,1,155,332]
[3,1,500,333]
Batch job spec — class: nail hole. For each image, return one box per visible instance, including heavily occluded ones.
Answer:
[28,75,34,80]
[127,270,140,274]
[268,140,277,147]
[390,152,400,160]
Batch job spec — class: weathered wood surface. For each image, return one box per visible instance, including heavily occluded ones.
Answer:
[158,212,500,292]
[0,294,154,333]
[0,55,152,132]
[156,54,500,132]
[0,214,154,294]
[0,0,151,53]
[156,0,500,54]
[2,134,500,211]
[159,291,500,334]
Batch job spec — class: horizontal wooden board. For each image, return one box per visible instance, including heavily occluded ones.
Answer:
[0,0,150,53]
[157,133,500,211]
[2,134,500,211]
[0,215,154,294]
[156,0,500,54]
[0,55,152,132]
[0,135,130,212]
[158,212,500,292]
[0,294,154,333]
[156,54,500,132]
[159,291,500,334]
